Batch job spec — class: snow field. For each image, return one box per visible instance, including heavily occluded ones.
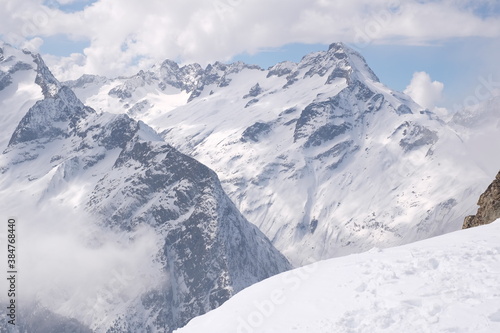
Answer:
[176,220,500,333]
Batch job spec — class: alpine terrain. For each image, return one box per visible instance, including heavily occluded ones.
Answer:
[67,43,500,266]
[0,43,291,333]
[1,39,499,333]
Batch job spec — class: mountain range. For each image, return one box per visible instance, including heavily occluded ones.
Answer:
[66,42,499,266]
[0,40,499,332]
[0,43,290,333]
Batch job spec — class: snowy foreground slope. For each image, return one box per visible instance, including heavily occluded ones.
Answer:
[176,220,500,333]
[68,43,500,266]
[0,43,290,332]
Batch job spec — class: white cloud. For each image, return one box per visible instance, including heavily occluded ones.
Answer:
[404,71,445,110]
[9,202,165,326]
[1,0,499,79]
[21,36,44,52]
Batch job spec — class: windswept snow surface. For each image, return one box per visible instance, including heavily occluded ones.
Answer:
[176,220,500,333]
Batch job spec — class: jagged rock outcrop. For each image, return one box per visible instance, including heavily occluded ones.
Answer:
[463,171,500,229]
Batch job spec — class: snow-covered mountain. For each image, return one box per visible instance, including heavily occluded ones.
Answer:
[0,43,291,332]
[175,219,500,333]
[67,43,498,266]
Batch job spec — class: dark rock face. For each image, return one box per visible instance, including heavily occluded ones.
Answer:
[243,83,263,99]
[188,62,262,102]
[33,53,61,98]
[304,123,351,148]
[283,70,299,88]
[158,60,203,92]
[109,85,133,100]
[8,86,94,146]
[9,61,33,73]
[463,171,500,229]
[399,124,438,152]
[326,67,351,84]
[392,121,438,153]
[293,80,382,145]
[315,140,359,169]
[244,98,259,108]
[5,50,94,148]
[396,104,413,115]
[267,61,294,78]
[88,138,291,332]
[98,115,139,150]
[0,58,33,92]
[0,70,12,91]
[241,121,273,142]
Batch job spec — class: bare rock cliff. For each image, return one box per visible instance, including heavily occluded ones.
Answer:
[463,171,500,228]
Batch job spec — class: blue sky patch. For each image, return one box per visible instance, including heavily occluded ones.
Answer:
[39,34,90,57]
[44,0,98,13]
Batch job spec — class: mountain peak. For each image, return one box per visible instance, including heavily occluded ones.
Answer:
[32,53,62,98]
[327,41,348,52]
[294,42,379,85]
[8,85,94,146]
[6,52,95,147]
[329,42,379,83]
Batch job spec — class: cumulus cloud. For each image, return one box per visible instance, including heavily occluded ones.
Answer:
[21,36,44,52]
[404,71,445,110]
[0,0,499,79]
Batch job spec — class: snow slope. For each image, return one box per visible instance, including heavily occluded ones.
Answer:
[68,43,498,266]
[176,219,500,333]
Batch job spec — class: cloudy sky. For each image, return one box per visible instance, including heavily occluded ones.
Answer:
[1,0,499,111]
